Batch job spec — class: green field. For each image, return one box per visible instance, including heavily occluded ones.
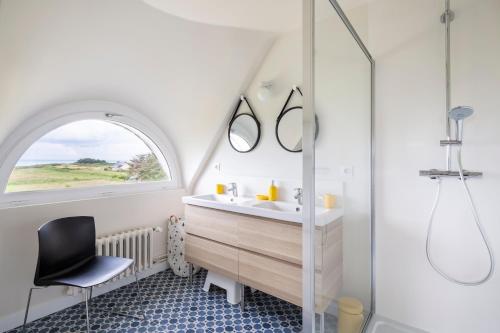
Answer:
[6,163,129,193]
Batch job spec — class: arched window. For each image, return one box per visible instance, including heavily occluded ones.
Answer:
[0,101,181,207]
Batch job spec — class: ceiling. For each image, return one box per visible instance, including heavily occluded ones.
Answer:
[142,0,372,33]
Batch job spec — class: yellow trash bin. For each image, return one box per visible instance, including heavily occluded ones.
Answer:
[338,297,364,333]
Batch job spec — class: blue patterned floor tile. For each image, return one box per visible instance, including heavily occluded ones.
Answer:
[11,269,302,333]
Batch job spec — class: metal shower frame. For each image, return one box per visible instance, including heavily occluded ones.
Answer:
[302,0,375,332]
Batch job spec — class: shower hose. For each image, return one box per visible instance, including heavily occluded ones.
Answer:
[426,146,495,286]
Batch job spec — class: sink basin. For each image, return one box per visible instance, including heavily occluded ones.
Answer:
[190,194,251,205]
[182,194,343,225]
[251,201,301,213]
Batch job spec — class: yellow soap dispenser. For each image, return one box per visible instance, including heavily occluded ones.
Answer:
[269,180,278,201]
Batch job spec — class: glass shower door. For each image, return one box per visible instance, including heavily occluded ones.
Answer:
[302,0,374,332]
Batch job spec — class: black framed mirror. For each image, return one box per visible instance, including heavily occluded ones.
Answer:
[228,96,261,153]
[276,87,319,153]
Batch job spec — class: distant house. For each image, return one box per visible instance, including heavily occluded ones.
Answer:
[112,161,130,171]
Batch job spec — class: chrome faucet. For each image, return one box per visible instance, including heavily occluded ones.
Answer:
[293,188,303,205]
[227,183,238,197]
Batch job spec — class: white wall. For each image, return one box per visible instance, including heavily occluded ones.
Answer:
[0,0,274,187]
[0,0,273,330]
[362,0,500,331]
[195,13,373,310]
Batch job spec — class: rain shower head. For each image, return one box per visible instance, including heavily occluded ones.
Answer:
[449,106,474,120]
[449,106,474,141]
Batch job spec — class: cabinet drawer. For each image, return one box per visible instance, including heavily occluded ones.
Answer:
[185,234,238,280]
[238,217,302,265]
[238,250,302,306]
[185,205,238,247]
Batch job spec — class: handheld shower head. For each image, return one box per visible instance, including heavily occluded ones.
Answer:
[449,106,474,141]
[449,106,474,120]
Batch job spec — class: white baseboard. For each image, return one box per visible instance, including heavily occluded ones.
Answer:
[0,262,168,333]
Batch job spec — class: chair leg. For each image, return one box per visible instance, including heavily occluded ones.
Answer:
[89,268,146,321]
[133,265,147,320]
[22,287,37,333]
[84,288,91,333]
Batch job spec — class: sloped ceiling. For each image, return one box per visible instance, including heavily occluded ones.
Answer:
[143,0,375,32]
[143,0,301,33]
[0,0,274,187]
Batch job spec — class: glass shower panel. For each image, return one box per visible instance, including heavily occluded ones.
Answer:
[303,1,373,332]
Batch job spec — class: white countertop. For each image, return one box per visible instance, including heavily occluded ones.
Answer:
[182,194,343,226]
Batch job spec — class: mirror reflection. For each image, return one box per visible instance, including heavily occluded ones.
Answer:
[276,107,318,152]
[276,107,303,152]
[229,114,260,153]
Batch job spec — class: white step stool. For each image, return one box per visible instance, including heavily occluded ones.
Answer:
[203,271,241,304]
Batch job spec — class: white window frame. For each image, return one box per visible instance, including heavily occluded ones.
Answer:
[0,100,182,208]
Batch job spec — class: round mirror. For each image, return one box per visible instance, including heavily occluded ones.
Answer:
[276,106,319,153]
[228,114,261,153]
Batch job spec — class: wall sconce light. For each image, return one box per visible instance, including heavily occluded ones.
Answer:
[257,81,273,102]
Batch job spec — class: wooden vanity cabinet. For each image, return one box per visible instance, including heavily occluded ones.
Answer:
[184,204,342,313]
[237,214,302,265]
[185,205,238,246]
[185,234,238,280]
[238,249,302,305]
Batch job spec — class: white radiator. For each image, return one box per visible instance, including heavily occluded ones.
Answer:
[67,226,158,295]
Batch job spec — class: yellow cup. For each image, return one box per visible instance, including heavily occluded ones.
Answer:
[216,184,225,194]
[323,194,336,209]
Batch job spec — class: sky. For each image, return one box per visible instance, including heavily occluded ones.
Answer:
[18,120,155,163]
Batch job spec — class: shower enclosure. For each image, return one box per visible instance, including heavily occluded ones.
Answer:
[302,0,374,332]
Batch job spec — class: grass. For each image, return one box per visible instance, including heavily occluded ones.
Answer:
[6,163,129,192]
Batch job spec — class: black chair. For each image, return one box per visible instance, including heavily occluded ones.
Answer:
[23,216,147,332]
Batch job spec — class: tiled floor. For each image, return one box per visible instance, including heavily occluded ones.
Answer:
[14,269,303,333]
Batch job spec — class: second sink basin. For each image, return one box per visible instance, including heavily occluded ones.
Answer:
[251,201,301,213]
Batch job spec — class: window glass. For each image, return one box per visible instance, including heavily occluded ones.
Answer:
[6,120,171,193]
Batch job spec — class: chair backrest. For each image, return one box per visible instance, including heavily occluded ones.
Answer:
[35,216,96,285]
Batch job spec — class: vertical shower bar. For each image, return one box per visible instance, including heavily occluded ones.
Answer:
[442,0,453,170]
[302,0,316,332]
